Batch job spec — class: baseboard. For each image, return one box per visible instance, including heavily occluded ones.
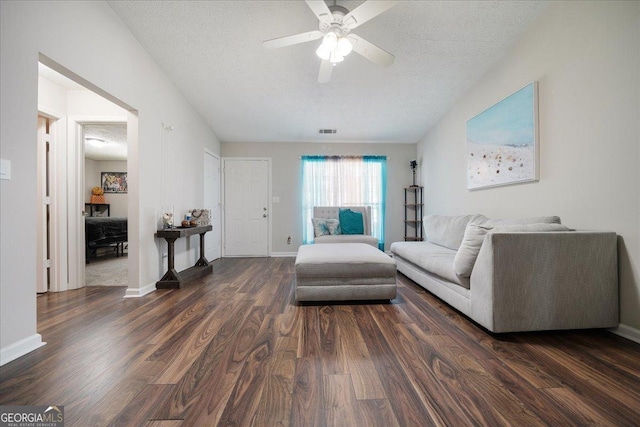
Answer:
[123,282,156,298]
[271,252,298,257]
[610,323,640,344]
[0,334,46,367]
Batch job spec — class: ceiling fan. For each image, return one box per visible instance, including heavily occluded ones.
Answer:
[263,0,397,83]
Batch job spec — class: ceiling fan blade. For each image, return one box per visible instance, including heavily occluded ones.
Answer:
[305,0,333,24]
[318,60,333,83]
[342,1,397,29]
[263,30,323,49]
[348,34,395,67]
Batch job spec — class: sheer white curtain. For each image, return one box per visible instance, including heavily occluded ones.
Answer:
[301,156,386,249]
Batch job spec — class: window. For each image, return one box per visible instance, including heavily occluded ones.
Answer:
[301,155,387,249]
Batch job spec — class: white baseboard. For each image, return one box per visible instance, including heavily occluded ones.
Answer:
[271,252,298,257]
[123,282,156,298]
[610,324,640,344]
[0,334,46,366]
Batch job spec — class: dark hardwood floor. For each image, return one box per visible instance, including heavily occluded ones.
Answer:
[1,257,639,426]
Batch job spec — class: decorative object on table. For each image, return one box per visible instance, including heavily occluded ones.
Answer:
[181,220,190,228]
[190,209,210,226]
[161,205,174,229]
[90,186,106,204]
[101,171,128,193]
[190,219,198,227]
[409,160,418,187]
[466,81,539,190]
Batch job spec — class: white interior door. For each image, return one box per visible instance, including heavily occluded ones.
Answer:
[224,159,270,257]
[204,149,221,261]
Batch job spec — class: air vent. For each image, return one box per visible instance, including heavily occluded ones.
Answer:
[319,129,337,134]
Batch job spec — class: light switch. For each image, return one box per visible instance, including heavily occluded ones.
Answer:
[0,159,10,180]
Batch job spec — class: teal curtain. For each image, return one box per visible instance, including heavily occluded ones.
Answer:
[301,155,387,250]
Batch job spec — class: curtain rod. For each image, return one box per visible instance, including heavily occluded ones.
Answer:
[299,155,390,160]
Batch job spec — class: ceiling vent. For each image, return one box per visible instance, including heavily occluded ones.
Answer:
[319,129,337,134]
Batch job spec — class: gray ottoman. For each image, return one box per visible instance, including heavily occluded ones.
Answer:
[295,243,397,302]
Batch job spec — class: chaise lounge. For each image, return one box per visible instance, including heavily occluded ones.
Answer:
[311,206,379,247]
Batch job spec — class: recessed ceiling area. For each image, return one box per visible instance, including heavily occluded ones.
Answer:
[107,0,548,144]
[84,123,128,161]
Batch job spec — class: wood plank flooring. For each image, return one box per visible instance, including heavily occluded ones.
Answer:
[1,257,639,426]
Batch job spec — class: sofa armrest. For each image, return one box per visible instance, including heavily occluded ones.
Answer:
[470,231,618,333]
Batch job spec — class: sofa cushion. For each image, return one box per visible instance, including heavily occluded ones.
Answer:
[482,216,561,226]
[453,222,573,279]
[490,223,571,233]
[390,241,467,288]
[424,214,487,250]
[315,234,379,247]
[340,209,365,235]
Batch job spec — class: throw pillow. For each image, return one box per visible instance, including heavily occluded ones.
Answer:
[311,218,331,237]
[424,214,488,250]
[326,219,342,235]
[339,209,364,235]
[453,223,492,278]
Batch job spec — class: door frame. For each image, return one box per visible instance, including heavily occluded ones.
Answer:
[65,115,127,291]
[204,148,221,261]
[36,109,63,293]
[221,157,272,257]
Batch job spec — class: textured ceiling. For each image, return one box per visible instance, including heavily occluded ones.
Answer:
[84,123,127,161]
[108,1,547,144]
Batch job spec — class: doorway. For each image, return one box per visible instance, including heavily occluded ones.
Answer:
[83,122,129,287]
[37,58,136,293]
[223,158,271,257]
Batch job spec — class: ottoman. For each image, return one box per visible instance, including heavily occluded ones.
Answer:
[295,243,397,302]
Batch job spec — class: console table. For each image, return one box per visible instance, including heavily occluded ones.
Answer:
[155,225,213,289]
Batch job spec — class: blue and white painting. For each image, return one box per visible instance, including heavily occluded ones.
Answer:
[466,82,538,190]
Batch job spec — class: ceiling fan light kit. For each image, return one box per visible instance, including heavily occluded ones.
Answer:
[263,0,397,82]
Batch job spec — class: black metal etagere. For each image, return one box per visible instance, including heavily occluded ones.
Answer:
[404,186,424,241]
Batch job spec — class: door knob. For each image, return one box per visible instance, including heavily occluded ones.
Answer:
[263,207,267,211]
[263,214,267,218]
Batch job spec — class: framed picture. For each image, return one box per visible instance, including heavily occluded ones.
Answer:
[101,172,128,193]
[466,81,539,190]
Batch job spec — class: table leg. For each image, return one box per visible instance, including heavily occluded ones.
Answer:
[158,237,181,283]
[195,232,209,267]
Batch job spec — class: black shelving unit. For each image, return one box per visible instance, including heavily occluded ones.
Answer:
[404,186,424,241]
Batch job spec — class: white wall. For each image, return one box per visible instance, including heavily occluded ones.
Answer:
[221,142,417,252]
[86,160,128,217]
[85,157,99,203]
[418,2,640,331]
[1,1,220,365]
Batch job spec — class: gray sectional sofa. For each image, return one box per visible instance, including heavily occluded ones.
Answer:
[390,214,619,333]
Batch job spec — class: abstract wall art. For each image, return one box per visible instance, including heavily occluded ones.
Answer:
[466,82,539,190]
